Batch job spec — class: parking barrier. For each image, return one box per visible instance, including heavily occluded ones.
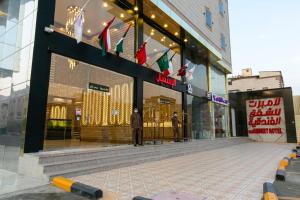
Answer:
[263,182,278,200]
[52,176,103,199]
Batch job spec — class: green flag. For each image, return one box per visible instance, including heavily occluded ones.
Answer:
[156,51,170,73]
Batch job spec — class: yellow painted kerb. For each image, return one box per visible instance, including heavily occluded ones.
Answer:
[263,192,278,200]
[52,176,75,192]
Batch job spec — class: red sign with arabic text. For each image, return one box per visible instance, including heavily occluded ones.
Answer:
[246,97,286,142]
[156,73,176,87]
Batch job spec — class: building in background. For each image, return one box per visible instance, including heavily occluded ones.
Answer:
[228,68,284,92]
[293,96,300,142]
[0,0,232,178]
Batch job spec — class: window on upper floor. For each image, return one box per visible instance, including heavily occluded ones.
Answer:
[219,0,224,16]
[205,8,212,28]
[221,34,226,50]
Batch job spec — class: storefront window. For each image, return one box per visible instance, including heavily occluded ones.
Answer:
[44,54,134,150]
[143,23,181,80]
[143,82,182,142]
[187,95,211,139]
[0,0,38,173]
[211,66,226,97]
[54,0,135,62]
[214,104,229,138]
[185,58,208,94]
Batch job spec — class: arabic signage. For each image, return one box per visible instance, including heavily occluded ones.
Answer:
[246,97,286,142]
[207,92,229,106]
[156,73,176,87]
[88,83,110,92]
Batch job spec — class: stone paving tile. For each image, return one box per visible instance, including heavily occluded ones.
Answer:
[73,142,293,200]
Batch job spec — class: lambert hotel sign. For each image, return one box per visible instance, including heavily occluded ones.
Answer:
[246,97,286,142]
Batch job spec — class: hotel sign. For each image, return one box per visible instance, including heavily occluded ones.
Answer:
[207,92,229,106]
[156,73,176,87]
[246,97,286,142]
[88,83,110,92]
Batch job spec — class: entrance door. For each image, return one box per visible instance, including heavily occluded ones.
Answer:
[143,82,183,143]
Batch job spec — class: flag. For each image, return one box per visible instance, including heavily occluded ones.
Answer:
[163,53,175,76]
[74,11,84,43]
[186,66,195,81]
[156,49,171,73]
[136,42,147,65]
[116,24,132,55]
[98,17,115,56]
[177,62,189,76]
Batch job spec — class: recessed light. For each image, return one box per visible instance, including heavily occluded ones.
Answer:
[151,14,155,19]
[164,24,168,28]
[103,2,108,7]
[169,44,173,47]
[161,38,164,42]
[103,22,107,26]
[59,27,64,31]
[174,32,179,36]
[184,38,188,42]
[87,29,91,33]
[154,49,157,52]
[120,13,124,18]
[150,32,154,36]
[134,6,138,11]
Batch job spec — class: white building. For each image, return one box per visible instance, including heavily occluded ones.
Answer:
[228,68,284,92]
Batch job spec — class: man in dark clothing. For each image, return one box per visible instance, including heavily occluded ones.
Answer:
[130,108,143,146]
[171,112,180,142]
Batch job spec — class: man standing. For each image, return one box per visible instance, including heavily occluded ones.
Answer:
[171,112,180,142]
[130,108,142,146]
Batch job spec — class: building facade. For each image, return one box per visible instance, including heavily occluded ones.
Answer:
[0,0,232,173]
[228,68,284,92]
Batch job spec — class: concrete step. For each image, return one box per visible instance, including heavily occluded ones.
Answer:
[19,138,251,181]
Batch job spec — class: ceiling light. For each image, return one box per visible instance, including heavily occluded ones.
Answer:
[103,2,108,7]
[150,32,154,36]
[169,44,173,47]
[134,6,139,11]
[184,38,188,42]
[87,29,91,33]
[174,32,179,36]
[120,13,124,18]
[161,38,164,42]
[151,14,155,19]
[59,27,64,31]
[164,24,168,28]
[103,22,107,26]
[154,49,157,52]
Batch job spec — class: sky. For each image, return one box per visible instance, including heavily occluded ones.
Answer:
[228,0,300,94]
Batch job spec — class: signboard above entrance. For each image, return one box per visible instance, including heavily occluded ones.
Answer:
[88,83,110,92]
[156,73,176,87]
[207,92,229,106]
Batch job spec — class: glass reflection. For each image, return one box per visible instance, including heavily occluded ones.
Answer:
[0,0,38,174]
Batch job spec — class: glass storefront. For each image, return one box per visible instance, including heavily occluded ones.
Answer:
[214,103,229,138]
[54,0,135,62]
[143,23,181,80]
[143,82,182,142]
[0,0,38,172]
[211,66,230,138]
[187,95,211,139]
[44,54,133,150]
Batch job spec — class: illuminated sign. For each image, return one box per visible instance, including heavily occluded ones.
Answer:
[88,83,110,92]
[207,92,229,106]
[156,73,176,87]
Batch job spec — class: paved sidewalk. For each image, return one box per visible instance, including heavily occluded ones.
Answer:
[0,142,294,200]
[72,142,293,200]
